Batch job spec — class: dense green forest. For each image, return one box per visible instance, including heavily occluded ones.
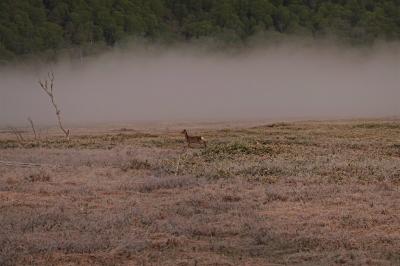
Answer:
[1,0,400,60]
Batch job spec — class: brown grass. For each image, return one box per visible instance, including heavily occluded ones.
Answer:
[0,119,400,265]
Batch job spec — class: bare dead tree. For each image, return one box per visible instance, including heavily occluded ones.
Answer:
[27,117,38,140]
[38,72,70,140]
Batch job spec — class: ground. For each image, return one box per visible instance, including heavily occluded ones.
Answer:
[0,119,400,265]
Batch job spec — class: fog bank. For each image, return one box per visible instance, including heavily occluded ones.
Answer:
[1,44,399,127]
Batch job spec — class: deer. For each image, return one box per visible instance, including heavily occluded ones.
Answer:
[181,129,207,149]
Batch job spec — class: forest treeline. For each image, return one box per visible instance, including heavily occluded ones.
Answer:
[1,0,400,60]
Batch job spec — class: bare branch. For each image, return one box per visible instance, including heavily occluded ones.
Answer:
[38,72,70,140]
[27,117,38,140]
[9,127,24,143]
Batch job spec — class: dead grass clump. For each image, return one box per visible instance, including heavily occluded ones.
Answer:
[257,122,291,128]
[264,187,289,202]
[389,171,400,184]
[201,168,234,180]
[0,139,20,149]
[94,133,158,141]
[387,144,400,157]
[222,194,241,202]
[137,176,198,193]
[249,226,285,250]
[279,135,317,146]
[353,122,400,129]
[112,238,149,256]
[0,203,143,265]
[155,214,245,239]
[120,159,151,172]
[0,206,67,234]
[201,142,273,159]
[113,128,136,132]
[239,164,284,178]
[0,132,158,150]
[0,234,18,266]
[185,192,244,215]
[145,138,184,148]
[151,160,177,176]
[339,213,374,229]
[25,170,51,182]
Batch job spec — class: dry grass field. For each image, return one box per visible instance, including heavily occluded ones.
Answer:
[1,119,400,265]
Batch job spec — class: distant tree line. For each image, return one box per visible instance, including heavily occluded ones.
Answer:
[1,0,400,60]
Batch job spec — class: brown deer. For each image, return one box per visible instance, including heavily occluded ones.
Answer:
[181,129,207,148]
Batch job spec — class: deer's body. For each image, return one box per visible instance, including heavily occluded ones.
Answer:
[181,129,207,148]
